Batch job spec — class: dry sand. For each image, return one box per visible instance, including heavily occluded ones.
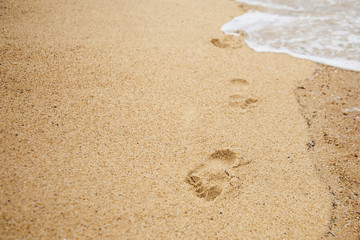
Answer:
[0,0,358,239]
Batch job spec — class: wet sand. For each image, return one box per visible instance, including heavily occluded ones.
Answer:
[296,66,360,239]
[0,0,358,239]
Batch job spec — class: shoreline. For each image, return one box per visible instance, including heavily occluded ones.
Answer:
[1,0,358,239]
[295,66,360,238]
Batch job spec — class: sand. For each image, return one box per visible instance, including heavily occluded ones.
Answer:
[295,67,360,238]
[0,0,359,239]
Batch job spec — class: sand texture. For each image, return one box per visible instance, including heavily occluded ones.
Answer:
[0,0,358,239]
[296,66,360,239]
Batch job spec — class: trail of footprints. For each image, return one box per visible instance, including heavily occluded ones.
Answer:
[228,78,258,110]
[185,78,257,200]
[185,41,258,200]
[185,149,250,201]
[211,35,259,110]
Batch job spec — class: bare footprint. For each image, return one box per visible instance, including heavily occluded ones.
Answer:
[229,78,250,92]
[229,96,258,109]
[229,94,243,100]
[211,35,243,49]
[230,78,249,86]
[185,149,250,201]
[226,78,258,110]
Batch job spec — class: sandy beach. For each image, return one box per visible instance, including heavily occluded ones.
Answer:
[1,0,359,239]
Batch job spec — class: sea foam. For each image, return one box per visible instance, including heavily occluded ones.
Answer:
[221,0,360,71]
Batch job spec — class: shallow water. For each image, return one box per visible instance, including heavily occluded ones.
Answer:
[221,0,360,71]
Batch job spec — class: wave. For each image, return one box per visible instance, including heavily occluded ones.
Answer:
[221,0,360,71]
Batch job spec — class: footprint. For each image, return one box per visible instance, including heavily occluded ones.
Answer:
[211,35,243,49]
[230,78,249,86]
[185,149,250,201]
[229,94,243,100]
[229,78,250,92]
[229,96,258,109]
[211,38,230,48]
[227,79,258,110]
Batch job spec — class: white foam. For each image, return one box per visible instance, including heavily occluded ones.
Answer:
[222,0,360,71]
[343,108,360,113]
